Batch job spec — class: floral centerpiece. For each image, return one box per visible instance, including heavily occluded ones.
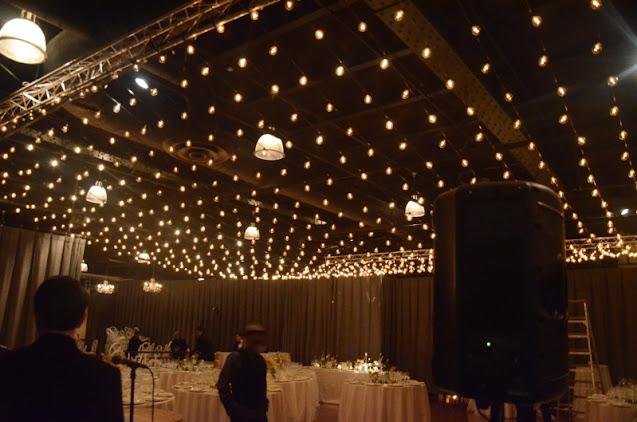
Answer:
[354,353,405,384]
[265,352,290,379]
[312,353,340,369]
[177,357,201,371]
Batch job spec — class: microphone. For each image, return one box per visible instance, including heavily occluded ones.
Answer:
[111,354,149,369]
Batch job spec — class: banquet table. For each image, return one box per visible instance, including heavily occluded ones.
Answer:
[338,380,430,422]
[275,371,320,422]
[585,396,637,422]
[123,395,175,411]
[172,384,286,422]
[308,367,366,404]
[124,408,183,422]
[155,368,219,392]
[215,351,291,367]
[573,365,612,414]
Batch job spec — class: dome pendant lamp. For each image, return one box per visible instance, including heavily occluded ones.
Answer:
[0,12,47,64]
[254,134,285,161]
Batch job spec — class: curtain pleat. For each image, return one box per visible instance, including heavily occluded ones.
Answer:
[0,226,86,349]
[83,268,636,382]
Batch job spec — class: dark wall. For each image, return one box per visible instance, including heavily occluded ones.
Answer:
[86,268,637,384]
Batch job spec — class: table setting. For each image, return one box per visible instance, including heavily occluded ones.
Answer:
[171,378,287,422]
[152,360,220,392]
[307,354,370,404]
[332,353,430,422]
[265,362,320,422]
[215,351,292,367]
[120,367,176,411]
[585,379,637,422]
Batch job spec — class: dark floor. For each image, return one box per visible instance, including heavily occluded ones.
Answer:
[316,400,490,422]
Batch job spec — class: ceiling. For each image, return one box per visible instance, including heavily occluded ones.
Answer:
[1,0,637,279]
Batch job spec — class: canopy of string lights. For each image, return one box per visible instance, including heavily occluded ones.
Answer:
[1,0,637,280]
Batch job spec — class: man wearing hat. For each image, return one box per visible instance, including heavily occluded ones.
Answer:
[218,323,268,422]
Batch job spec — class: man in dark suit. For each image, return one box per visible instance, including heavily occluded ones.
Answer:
[127,328,143,358]
[0,276,124,422]
[218,323,268,422]
[193,326,214,361]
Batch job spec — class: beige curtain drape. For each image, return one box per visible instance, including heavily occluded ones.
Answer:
[567,267,637,382]
[381,276,435,385]
[86,276,382,363]
[0,226,86,349]
[85,268,637,383]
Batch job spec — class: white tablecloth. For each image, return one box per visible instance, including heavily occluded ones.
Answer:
[275,372,320,422]
[172,386,286,422]
[156,369,219,392]
[308,367,366,404]
[574,365,612,414]
[585,397,637,422]
[215,351,292,367]
[338,380,430,422]
[123,396,175,411]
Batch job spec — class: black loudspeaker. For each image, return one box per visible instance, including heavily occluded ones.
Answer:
[432,181,568,405]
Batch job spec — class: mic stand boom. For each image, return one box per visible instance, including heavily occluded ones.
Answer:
[129,367,137,422]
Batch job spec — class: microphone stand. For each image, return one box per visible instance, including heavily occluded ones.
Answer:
[128,367,137,422]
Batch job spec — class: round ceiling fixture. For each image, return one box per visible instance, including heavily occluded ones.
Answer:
[86,182,107,205]
[405,200,425,218]
[168,141,229,166]
[254,134,285,161]
[138,252,150,263]
[0,17,47,64]
[244,225,260,240]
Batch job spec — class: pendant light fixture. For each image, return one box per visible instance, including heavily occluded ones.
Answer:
[244,225,260,240]
[0,12,47,64]
[97,280,115,294]
[86,181,107,205]
[254,134,285,161]
[405,197,425,218]
[137,251,150,264]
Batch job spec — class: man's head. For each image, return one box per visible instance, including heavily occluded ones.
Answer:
[133,328,140,337]
[34,276,89,334]
[195,326,204,338]
[243,323,266,353]
[173,331,182,339]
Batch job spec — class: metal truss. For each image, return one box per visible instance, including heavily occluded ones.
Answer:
[566,235,637,262]
[0,0,280,137]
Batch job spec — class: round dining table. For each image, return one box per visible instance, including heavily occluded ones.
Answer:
[585,396,637,422]
[172,384,286,422]
[338,379,430,422]
[124,408,183,422]
[215,351,291,367]
[275,371,320,422]
[155,368,219,392]
[307,367,366,404]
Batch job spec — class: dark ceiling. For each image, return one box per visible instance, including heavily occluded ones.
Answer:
[1,0,637,279]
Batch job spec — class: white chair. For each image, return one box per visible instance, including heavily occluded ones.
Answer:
[124,327,134,339]
[90,339,98,354]
[108,342,124,356]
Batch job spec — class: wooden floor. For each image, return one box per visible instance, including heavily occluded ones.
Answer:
[316,400,491,422]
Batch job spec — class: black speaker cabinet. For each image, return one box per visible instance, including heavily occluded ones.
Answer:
[432,181,568,404]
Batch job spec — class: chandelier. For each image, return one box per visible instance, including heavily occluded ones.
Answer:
[143,277,162,293]
[96,280,115,294]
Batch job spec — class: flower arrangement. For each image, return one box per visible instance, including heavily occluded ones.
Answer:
[312,353,341,369]
[266,352,290,379]
[177,357,201,371]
